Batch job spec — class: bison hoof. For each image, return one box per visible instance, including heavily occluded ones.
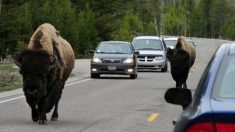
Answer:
[38,120,47,125]
[32,116,39,122]
[51,117,58,121]
[32,112,39,122]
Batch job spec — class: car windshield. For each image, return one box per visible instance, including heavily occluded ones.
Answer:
[164,40,177,47]
[95,42,131,54]
[132,39,163,50]
[214,55,235,98]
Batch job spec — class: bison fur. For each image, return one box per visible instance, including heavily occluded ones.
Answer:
[167,36,196,88]
[14,23,75,124]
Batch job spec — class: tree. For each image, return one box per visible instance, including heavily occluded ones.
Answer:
[162,4,184,35]
[77,3,98,55]
[112,13,142,41]
[210,0,229,38]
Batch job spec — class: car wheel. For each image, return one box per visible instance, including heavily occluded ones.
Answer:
[161,63,168,72]
[91,73,100,78]
[130,74,137,79]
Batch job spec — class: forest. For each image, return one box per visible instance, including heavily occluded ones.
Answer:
[0,0,235,58]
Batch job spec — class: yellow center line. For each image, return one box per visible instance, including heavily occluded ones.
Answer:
[147,113,159,122]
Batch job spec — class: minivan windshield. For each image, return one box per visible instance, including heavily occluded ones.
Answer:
[164,40,177,47]
[132,39,163,50]
[95,43,132,54]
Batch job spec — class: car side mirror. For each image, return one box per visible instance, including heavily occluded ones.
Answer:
[89,50,95,53]
[164,88,192,108]
[134,51,139,55]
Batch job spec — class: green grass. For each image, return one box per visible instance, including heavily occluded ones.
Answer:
[0,63,12,70]
[0,62,22,92]
[0,62,76,93]
[0,83,22,92]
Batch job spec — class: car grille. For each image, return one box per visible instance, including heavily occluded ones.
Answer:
[137,55,163,62]
[103,59,122,63]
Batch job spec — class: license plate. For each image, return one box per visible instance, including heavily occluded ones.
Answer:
[108,66,116,70]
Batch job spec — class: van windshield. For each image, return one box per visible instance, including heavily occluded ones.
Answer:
[132,39,163,50]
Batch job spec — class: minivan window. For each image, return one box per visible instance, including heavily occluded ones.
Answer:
[214,55,235,98]
[132,39,163,50]
[96,43,131,54]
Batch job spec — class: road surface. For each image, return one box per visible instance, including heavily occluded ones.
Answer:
[0,38,231,132]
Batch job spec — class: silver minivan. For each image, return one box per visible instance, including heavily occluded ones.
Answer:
[132,36,168,72]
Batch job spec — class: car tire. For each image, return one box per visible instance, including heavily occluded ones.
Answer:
[91,73,100,78]
[130,74,137,79]
[161,63,168,72]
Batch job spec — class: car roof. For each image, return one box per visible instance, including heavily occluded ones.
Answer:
[133,36,162,40]
[100,41,130,44]
[163,37,178,40]
[162,36,194,42]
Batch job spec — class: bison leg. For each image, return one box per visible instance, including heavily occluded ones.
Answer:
[183,83,188,89]
[176,82,183,88]
[26,99,39,122]
[31,109,39,122]
[51,102,59,121]
[38,99,48,125]
[51,84,63,121]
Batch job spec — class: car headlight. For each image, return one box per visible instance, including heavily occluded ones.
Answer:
[156,56,164,60]
[92,58,102,63]
[123,58,134,63]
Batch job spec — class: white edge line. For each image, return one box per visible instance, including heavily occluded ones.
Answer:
[65,78,91,86]
[0,96,25,104]
[0,78,91,104]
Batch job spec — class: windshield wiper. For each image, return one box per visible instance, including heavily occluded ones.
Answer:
[135,48,161,50]
[113,52,128,54]
[96,51,111,54]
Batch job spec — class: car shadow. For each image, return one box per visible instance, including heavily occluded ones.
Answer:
[94,75,132,80]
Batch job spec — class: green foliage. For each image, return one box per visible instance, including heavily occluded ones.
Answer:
[162,4,184,35]
[210,0,229,38]
[1,0,235,59]
[77,3,98,55]
[223,18,235,40]
[113,13,142,41]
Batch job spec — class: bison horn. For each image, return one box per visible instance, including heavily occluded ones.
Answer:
[49,55,58,70]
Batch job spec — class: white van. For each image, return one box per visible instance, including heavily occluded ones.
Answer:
[131,36,168,72]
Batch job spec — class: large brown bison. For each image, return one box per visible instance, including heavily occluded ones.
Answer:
[167,36,196,88]
[14,23,75,124]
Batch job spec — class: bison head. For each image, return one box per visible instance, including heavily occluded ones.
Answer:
[167,48,190,82]
[14,49,58,102]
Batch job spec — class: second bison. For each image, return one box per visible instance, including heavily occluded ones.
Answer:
[167,36,196,88]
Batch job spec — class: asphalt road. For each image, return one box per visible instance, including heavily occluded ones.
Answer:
[0,38,232,132]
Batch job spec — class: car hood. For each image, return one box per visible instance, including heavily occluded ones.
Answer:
[135,50,165,55]
[211,99,235,112]
[167,46,174,49]
[94,53,133,59]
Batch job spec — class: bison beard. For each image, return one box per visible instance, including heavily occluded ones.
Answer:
[14,23,75,124]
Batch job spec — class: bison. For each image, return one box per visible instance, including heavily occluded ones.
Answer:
[14,23,75,124]
[167,36,196,88]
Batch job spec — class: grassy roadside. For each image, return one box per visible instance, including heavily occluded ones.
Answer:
[0,62,22,92]
[0,62,76,93]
